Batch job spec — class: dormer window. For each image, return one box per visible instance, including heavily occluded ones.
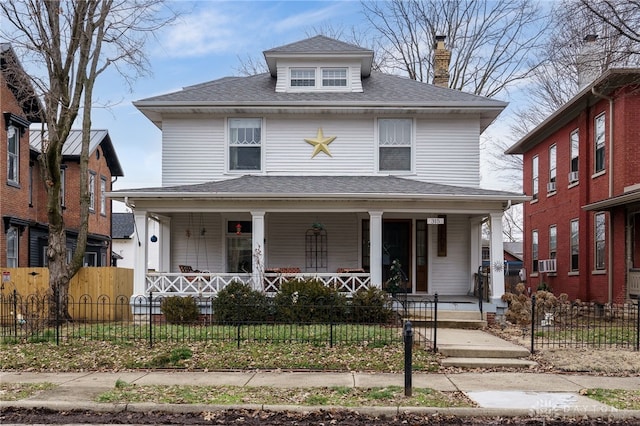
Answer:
[291,68,315,87]
[289,67,349,90]
[322,68,347,87]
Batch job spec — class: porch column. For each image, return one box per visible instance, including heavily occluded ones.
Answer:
[489,211,505,302]
[132,209,148,297]
[157,215,171,272]
[251,210,265,291]
[469,216,483,292]
[369,211,383,288]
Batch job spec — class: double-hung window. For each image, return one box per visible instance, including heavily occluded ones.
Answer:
[549,225,557,259]
[100,177,107,216]
[6,226,18,267]
[532,229,539,273]
[594,113,605,173]
[378,118,412,172]
[322,68,347,87]
[291,68,315,87]
[7,125,19,184]
[88,171,96,212]
[229,118,261,171]
[548,144,556,192]
[570,219,579,272]
[570,129,579,181]
[595,212,606,270]
[532,155,539,201]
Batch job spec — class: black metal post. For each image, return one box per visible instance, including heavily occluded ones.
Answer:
[433,293,438,352]
[636,301,639,352]
[148,291,153,348]
[403,320,413,397]
[531,294,536,354]
[12,289,18,338]
[478,266,483,315]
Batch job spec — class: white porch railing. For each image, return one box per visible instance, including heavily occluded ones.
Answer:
[145,272,372,295]
[629,269,640,298]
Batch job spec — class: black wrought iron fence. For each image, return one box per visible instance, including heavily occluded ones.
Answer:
[0,290,437,349]
[530,295,639,352]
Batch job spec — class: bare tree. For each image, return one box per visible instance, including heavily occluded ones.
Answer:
[0,0,176,319]
[361,0,551,97]
[579,0,640,45]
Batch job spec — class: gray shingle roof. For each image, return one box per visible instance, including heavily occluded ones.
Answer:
[136,71,504,108]
[112,212,134,239]
[263,35,372,55]
[112,175,524,200]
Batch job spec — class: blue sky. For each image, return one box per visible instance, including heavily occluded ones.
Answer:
[91,1,367,192]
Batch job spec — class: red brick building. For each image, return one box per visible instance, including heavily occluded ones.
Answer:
[507,69,640,303]
[1,43,123,268]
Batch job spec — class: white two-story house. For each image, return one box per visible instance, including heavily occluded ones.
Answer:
[110,36,526,309]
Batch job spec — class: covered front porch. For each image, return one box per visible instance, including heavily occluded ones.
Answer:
[111,176,527,308]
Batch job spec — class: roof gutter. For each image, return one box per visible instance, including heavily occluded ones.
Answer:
[591,86,614,303]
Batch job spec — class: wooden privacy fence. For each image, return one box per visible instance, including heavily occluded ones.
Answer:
[0,267,133,321]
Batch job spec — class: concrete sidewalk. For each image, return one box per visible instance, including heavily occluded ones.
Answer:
[2,370,640,419]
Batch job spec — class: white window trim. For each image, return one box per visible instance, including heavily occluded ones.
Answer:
[226,117,263,173]
[88,171,96,212]
[7,125,19,185]
[570,218,579,272]
[549,224,557,259]
[594,112,606,174]
[100,176,107,216]
[594,212,606,270]
[531,155,539,202]
[376,117,414,174]
[532,229,539,273]
[288,66,350,91]
[7,226,18,267]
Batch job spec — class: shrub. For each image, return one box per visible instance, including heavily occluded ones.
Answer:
[212,281,270,323]
[160,296,200,324]
[350,287,395,323]
[274,278,347,322]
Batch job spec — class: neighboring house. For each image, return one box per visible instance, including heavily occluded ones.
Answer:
[506,68,640,303]
[111,211,159,270]
[1,43,124,268]
[110,36,527,309]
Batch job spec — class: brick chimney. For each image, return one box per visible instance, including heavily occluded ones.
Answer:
[577,34,601,89]
[433,35,451,88]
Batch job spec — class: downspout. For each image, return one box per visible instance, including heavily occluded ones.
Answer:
[591,87,614,302]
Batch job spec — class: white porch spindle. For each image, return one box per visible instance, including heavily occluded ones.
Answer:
[251,211,265,291]
[369,211,383,288]
[133,209,148,296]
[489,211,505,302]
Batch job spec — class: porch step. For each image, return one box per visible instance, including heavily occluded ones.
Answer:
[438,345,530,359]
[440,357,537,369]
[434,328,536,370]
[407,310,486,329]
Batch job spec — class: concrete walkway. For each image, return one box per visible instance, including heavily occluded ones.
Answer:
[1,328,639,420]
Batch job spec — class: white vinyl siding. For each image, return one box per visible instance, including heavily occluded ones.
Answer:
[162,117,225,186]
[429,216,470,295]
[170,213,223,273]
[414,117,480,187]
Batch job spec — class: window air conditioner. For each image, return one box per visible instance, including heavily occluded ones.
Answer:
[547,181,556,192]
[568,171,579,182]
[538,259,557,273]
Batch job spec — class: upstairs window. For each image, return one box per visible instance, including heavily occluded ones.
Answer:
[322,68,347,87]
[548,144,556,192]
[88,171,96,212]
[532,155,539,201]
[7,125,19,184]
[100,177,107,216]
[291,68,315,87]
[378,118,412,172]
[570,129,579,180]
[229,118,261,171]
[594,113,605,173]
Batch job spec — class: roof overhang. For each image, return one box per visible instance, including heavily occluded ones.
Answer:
[506,68,640,155]
[582,190,640,211]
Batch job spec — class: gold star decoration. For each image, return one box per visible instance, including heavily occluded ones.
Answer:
[304,128,336,158]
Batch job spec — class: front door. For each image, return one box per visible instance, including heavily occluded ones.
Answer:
[382,220,411,292]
